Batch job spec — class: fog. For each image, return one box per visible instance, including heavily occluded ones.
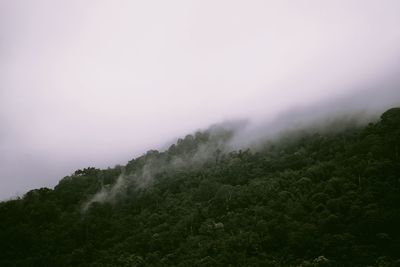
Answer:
[1,0,400,200]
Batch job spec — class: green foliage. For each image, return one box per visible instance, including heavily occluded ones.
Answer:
[1,108,400,266]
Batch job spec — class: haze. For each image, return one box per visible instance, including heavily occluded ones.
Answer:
[1,0,400,199]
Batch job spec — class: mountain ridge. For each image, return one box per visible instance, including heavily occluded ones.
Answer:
[1,108,399,266]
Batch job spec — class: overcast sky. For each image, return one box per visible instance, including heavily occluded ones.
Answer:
[1,0,400,199]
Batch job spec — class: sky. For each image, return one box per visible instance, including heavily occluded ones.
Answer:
[1,0,400,199]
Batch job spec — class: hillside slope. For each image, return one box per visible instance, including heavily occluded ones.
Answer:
[1,108,400,267]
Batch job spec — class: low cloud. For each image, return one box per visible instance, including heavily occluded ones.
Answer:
[1,0,400,199]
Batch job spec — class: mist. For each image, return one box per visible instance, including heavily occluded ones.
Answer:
[1,0,400,200]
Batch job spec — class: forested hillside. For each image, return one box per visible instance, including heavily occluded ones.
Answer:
[1,108,399,267]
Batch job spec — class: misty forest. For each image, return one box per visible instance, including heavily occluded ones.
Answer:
[0,108,399,267]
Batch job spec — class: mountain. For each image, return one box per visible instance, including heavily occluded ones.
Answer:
[1,108,400,267]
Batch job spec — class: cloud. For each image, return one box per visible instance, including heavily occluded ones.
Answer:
[1,0,400,199]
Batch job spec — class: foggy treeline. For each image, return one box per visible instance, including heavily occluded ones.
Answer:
[1,107,400,266]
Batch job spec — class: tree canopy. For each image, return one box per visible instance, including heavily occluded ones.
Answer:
[1,108,400,266]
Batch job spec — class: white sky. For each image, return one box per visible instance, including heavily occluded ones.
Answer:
[1,0,400,199]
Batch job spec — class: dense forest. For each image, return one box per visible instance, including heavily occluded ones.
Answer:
[1,108,399,267]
